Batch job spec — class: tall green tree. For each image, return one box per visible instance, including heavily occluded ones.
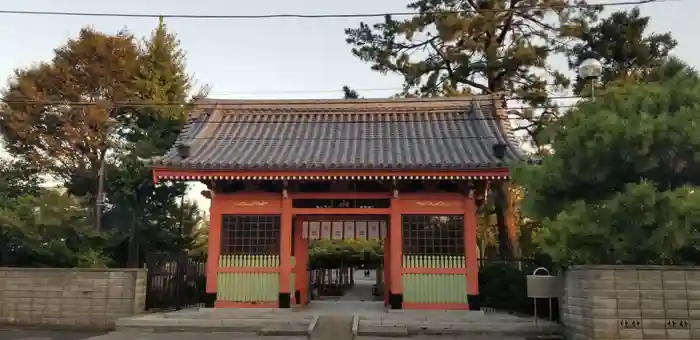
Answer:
[567,7,677,95]
[104,18,204,266]
[513,59,700,265]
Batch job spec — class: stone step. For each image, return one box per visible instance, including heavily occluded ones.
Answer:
[357,318,561,337]
[259,325,310,337]
[311,315,353,340]
[356,325,409,338]
[116,317,313,333]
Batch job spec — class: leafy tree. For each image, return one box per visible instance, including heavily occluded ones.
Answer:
[1,22,203,267]
[309,239,383,268]
[345,0,600,257]
[568,7,677,95]
[0,189,109,267]
[189,216,209,256]
[0,28,141,199]
[0,158,42,201]
[0,158,43,265]
[513,60,700,265]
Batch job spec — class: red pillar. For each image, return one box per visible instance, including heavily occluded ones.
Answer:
[383,231,391,306]
[464,195,479,300]
[206,199,221,293]
[389,196,403,309]
[294,220,309,305]
[279,196,293,308]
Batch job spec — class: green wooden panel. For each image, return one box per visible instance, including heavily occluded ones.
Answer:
[402,255,467,304]
[290,256,296,294]
[217,272,280,302]
[217,255,281,302]
[402,274,468,303]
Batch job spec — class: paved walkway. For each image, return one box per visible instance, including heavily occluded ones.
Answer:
[87,333,305,340]
[338,270,376,302]
[88,333,526,340]
[0,328,104,340]
[87,333,526,340]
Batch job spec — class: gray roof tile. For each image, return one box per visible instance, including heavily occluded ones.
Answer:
[150,96,526,170]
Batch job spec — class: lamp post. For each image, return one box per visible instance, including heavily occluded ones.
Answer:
[578,58,603,99]
[95,116,119,232]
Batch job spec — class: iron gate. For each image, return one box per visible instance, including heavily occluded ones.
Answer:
[145,252,215,310]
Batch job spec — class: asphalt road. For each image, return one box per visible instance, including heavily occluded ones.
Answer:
[0,328,104,340]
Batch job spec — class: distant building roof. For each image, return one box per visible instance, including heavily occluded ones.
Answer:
[149,96,526,171]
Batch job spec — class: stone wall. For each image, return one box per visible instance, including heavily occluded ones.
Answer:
[0,267,147,329]
[561,265,700,340]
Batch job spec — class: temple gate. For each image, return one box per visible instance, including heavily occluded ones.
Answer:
[149,96,525,310]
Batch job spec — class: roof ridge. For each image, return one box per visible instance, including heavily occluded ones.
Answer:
[215,108,474,116]
[194,94,502,106]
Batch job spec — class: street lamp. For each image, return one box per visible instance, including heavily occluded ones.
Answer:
[578,58,603,99]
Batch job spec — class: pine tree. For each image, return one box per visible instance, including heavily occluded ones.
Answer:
[345,0,600,257]
[568,7,677,95]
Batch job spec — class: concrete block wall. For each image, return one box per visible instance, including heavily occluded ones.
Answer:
[561,265,700,340]
[0,268,147,329]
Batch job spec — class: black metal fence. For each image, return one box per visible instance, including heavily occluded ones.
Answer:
[475,257,560,321]
[145,252,215,310]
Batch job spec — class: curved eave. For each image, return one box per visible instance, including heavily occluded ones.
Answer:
[150,167,512,183]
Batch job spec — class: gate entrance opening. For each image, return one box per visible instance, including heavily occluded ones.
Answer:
[293,216,387,304]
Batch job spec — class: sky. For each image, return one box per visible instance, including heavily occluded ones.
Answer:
[0,0,697,210]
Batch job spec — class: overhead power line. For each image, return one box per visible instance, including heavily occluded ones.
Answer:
[0,94,586,108]
[0,0,673,20]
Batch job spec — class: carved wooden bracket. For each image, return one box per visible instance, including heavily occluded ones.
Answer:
[233,201,269,207]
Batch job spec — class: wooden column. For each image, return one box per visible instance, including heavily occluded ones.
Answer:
[389,196,403,309]
[279,196,293,308]
[294,220,309,305]
[206,199,222,293]
[383,230,391,306]
[464,194,479,306]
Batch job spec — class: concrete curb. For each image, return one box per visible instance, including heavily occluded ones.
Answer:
[351,315,359,338]
[307,315,319,337]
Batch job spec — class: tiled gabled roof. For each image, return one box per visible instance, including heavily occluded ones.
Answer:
[149,96,526,170]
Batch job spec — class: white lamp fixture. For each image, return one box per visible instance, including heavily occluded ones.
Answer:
[578,58,603,80]
[578,58,602,98]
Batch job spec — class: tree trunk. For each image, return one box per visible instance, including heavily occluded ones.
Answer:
[493,181,518,258]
